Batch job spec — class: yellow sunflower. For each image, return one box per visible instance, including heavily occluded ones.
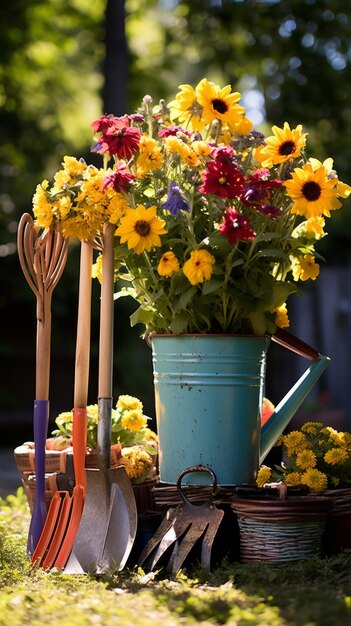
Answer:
[168,83,205,131]
[258,122,307,168]
[285,162,340,218]
[196,78,245,128]
[115,204,167,254]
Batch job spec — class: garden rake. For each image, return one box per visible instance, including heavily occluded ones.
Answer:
[17,213,68,555]
[138,465,224,573]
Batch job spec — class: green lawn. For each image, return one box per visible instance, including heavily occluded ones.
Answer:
[1,490,351,626]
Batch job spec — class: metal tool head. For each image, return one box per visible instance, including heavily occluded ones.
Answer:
[137,465,224,573]
[64,465,137,574]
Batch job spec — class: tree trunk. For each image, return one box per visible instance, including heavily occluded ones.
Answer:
[103,0,127,115]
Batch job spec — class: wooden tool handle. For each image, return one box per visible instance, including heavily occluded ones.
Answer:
[74,242,93,407]
[98,222,115,398]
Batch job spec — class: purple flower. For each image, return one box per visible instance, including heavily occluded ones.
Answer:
[161,182,190,215]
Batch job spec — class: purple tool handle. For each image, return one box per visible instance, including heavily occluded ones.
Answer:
[27,399,49,555]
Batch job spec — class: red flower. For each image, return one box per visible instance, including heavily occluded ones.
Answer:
[158,125,191,138]
[103,164,135,192]
[219,208,256,244]
[200,161,245,199]
[210,145,236,162]
[91,116,141,160]
[91,114,116,133]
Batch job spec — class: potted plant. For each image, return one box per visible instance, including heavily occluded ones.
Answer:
[256,421,351,553]
[30,77,350,486]
[15,394,158,514]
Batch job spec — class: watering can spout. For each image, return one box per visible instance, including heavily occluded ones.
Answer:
[260,351,330,464]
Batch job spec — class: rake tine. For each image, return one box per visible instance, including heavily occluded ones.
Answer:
[137,507,179,568]
[169,522,209,573]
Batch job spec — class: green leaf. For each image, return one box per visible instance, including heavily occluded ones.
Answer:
[169,311,189,334]
[256,248,287,259]
[202,278,223,295]
[114,287,137,300]
[175,286,197,310]
[130,306,155,327]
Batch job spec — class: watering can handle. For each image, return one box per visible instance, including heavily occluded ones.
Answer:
[271,328,320,361]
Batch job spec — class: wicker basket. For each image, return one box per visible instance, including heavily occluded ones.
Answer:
[322,488,351,555]
[231,494,332,563]
[14,442,158,516]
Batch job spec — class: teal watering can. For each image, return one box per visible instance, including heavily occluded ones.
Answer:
[151,329,329,486]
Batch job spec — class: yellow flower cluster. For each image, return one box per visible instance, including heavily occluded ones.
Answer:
[118,446,155,483]
[52,394,158,483]
[257,421,351,493]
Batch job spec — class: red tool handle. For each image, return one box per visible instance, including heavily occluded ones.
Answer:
[272,328,320,361]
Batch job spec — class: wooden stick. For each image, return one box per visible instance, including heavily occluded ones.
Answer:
[74,242,93,407]
[98,222,115,398]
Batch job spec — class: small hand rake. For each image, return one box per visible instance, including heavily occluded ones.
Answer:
[31,241,93,569]
[138,465,224,573]
[17,214,68,555]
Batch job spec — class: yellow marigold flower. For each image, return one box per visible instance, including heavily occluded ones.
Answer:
[180,145,200,167]
[115,205,167,255]
[191,140,211,158]
[157,251,180,277]
[285,162,340,218]
[86,404,99,424]
[296,449,317,470]
[108,194,129,224]
[117,395,143,411]
[324,447,348,465]
[53,195,72,221]
[59,209,105,241]
[196,78,245,128]
[144,428,159,443]
[32,180,54,229]
[305,216,325,237]
[164,135,189,158]
[272,303,290,329]
[291,255,320,282]
[168,83,206,131]
[62,155,87,178]
[55,411,73,427]
[300,468,328,493]
[92,254,103,283]
[256,466,272,488]
[259,122,307,168]
[233,115,253,135]
[119,447,153,480]
[283,431,310,456]
[121,409,147,432]
[136,135,164,175]
[301,421,323,435]
[285,472,302,487]
[183,249,215,286]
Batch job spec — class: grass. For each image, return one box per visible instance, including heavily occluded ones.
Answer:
[1,490,351,626]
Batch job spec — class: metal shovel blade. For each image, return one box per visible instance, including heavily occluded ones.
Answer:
[64,465,137,574]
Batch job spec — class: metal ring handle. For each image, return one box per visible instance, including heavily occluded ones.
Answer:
[176,465,218,505]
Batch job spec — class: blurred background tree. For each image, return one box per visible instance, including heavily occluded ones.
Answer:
[1,0,350,441]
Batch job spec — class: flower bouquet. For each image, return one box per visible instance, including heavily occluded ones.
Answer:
[50,394,158,485]
[257,422,351,492]
[32,77,350,337]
